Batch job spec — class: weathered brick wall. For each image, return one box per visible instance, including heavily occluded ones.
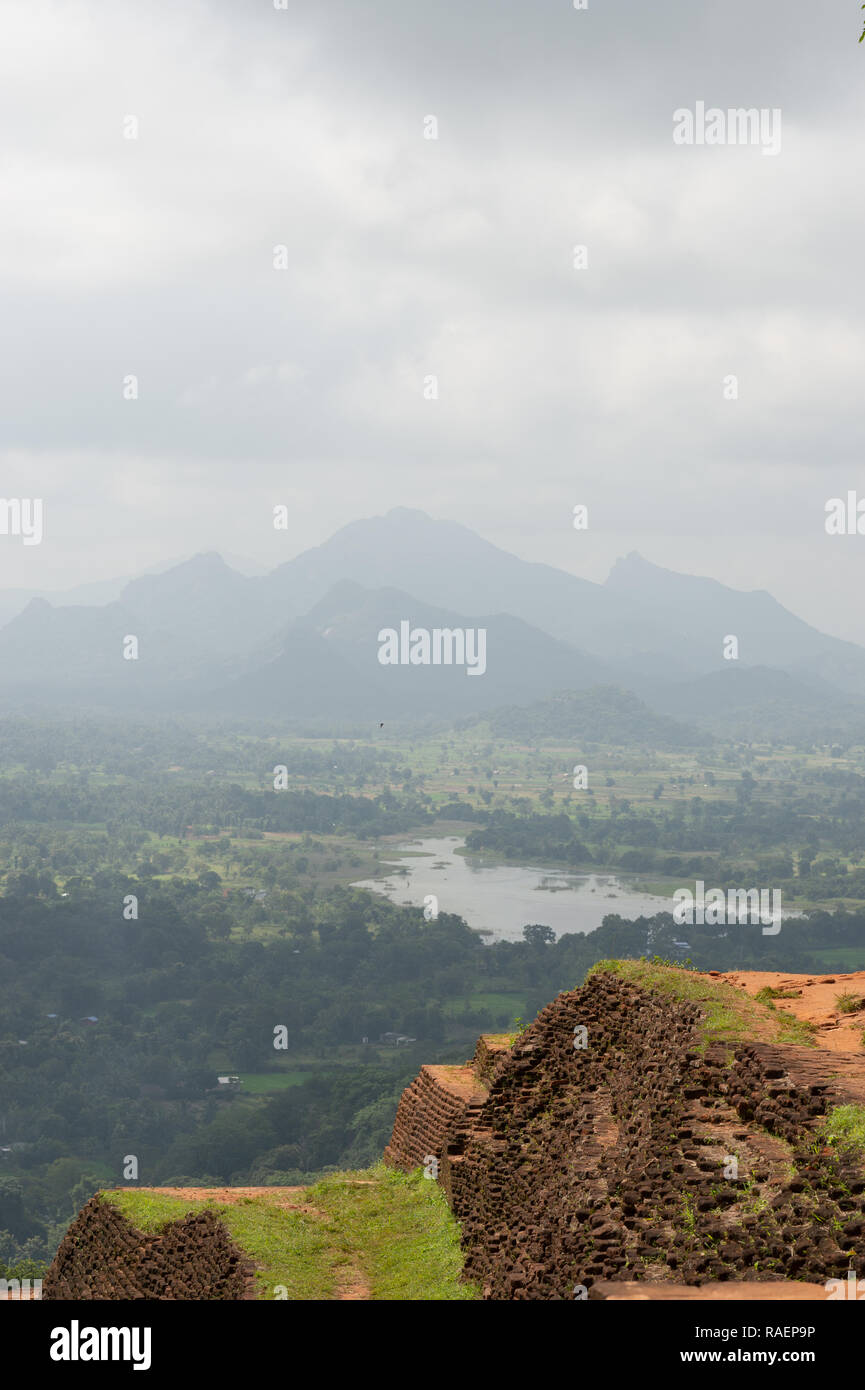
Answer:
[43,1197,252,1300]
[384,1064,487,1171]
[415,972,865,1300]
[471,1035,511,1089]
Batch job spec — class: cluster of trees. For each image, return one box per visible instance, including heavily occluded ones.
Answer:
[3,851,864,1273]
[0,716,409,782]
[0,874,553,1269]
[0,777,436,841]
[466,773,865,904]
[476,687,707,749]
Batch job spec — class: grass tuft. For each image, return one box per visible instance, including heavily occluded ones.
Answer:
[821,1105,865,1159]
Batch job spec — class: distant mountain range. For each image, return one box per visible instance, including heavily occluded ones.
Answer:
[1,507,864,741]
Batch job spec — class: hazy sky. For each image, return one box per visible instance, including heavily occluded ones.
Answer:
[2,1,864,639]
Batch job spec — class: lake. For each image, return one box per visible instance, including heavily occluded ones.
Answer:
[351,835,674,944]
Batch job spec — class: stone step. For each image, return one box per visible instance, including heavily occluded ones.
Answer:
[589,1280,832,1301]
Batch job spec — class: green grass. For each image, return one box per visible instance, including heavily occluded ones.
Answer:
[104,1162,478,1301]
[586,959,817,1052]
[835,991,864,1016]
[305,1165,478,1300]
[821,1105,865,1159]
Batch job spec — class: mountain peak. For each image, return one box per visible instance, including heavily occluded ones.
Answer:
[120,552,240,600]
[606,552,657,583]
[174,551,234,573]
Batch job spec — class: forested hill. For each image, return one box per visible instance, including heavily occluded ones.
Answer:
[470,687,708,748]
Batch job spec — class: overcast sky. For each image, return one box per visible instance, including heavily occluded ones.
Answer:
[2,0,864,640]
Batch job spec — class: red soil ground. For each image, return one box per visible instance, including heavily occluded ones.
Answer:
[717,970,865,1052]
